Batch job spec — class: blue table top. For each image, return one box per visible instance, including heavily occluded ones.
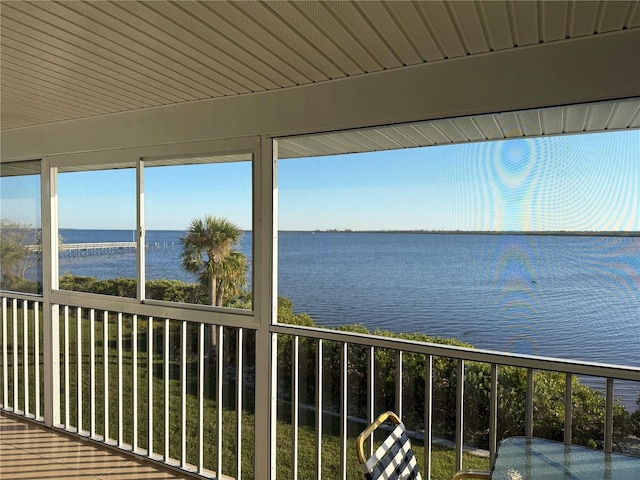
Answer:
[491,437,640,480]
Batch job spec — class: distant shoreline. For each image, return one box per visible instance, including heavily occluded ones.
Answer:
[306,230,640,237]
[59,228,639,237]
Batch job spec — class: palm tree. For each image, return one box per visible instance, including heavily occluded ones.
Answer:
[180,215,247,306]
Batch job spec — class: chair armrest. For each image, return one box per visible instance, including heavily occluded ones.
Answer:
[453,469,491,479]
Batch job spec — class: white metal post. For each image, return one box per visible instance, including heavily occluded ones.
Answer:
[424,355,433,480]
[315,339,324,480]
[132,314,138,451]
[76,307,82,433]
[147,317,154,457]
[34,303,40,419]
[254,136,278,479]
[2,298,7,409]
[90,309,95,437]
[41,159,60,427]
[455,360,465,471]
[197,322,204,473]
[117,312,123,446]
[23,301,29,415]
[236,327,244,480]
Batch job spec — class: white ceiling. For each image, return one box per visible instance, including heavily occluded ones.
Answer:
[2,0,639,134]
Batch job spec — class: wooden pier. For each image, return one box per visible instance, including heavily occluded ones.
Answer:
[26,242,138,256]
[25,241,180,256]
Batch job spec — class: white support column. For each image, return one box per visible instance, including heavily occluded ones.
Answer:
[41,158,60,428]
[253,136,278,479]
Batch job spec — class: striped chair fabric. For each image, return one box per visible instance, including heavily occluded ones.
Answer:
[356,412,422,480]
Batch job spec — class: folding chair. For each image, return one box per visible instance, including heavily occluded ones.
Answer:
[355,411,422,480]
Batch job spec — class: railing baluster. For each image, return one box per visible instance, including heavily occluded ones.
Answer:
[117,312,123,446]
[164,318,170,461]
[132,315,138,452]
[181,320,187,468]
[64,305,69,428]
[236,327,244,480]
[455,359,464,471]
[315,339,323,480]
[2,297,7,409]
[147,317,153,457]
[23,301,29,416]
[564,373,573,445]
[605,378,614,453]
[424,355,433,480]
[366,346,375,458]
[103,311,109,442]
[76,307,82,434]
[526,369,534,438]
[89,309,95,438]
[197,322,204,474]
[292,335,299,480]
[217,325,224,478]
[34,302,40,419]
[13,299,18,412]
[396,350,403,419]
[489,364,498,465]
[340,342,348,480]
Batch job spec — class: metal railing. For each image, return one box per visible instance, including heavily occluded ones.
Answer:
[0,292,255,479]
[1,294,43,421]
[269,323,640,479]
[1,291,639,480]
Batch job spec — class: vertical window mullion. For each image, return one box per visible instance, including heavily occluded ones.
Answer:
[137,158,145,301]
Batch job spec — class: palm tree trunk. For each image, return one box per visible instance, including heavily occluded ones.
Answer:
[215,287,224,307]
[210,277,217,306]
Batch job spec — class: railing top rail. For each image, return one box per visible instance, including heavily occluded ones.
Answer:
[2,289,638,381]
[0,291,44,302]
[1,289,258,330]
[271,323,640,382]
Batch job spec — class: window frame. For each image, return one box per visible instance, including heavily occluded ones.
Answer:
[46,137,262,328]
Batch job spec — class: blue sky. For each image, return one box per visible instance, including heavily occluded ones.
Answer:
[279,129,639,232]
[1,129,638,232]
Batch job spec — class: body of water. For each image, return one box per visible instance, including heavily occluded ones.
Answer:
[57,229,640,409]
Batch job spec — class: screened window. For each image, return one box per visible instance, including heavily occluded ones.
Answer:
[0,160,42,294]
[277,130,640,365]
[144,154,253,309]
[57,165,136,297]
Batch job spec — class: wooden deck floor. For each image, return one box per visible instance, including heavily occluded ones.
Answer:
[0,412,191,480]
